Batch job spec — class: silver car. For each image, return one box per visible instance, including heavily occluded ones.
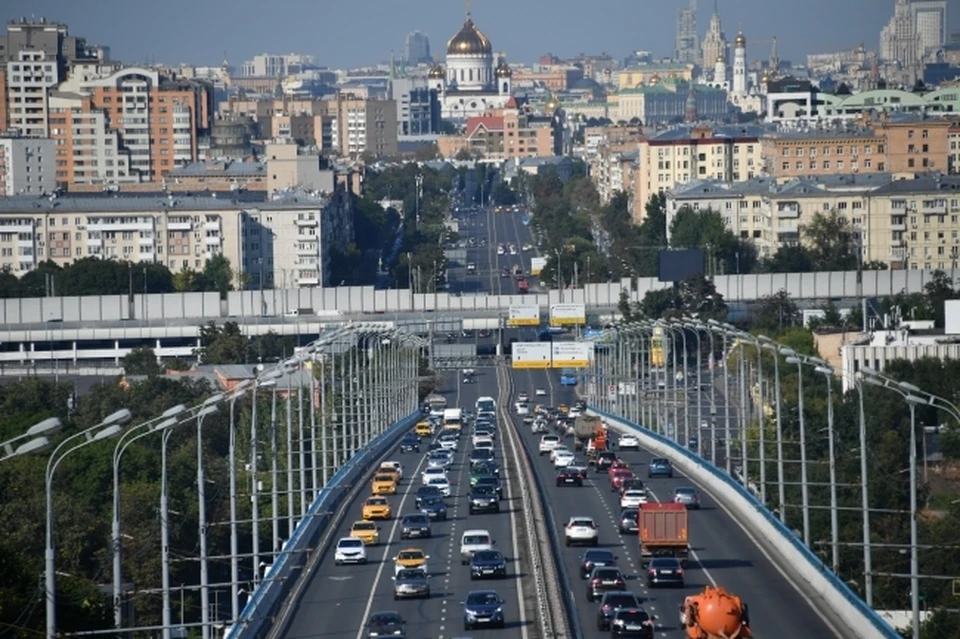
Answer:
[392,568,430,600]
[673,486,701,509]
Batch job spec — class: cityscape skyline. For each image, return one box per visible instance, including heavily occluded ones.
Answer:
[2,0,956,70]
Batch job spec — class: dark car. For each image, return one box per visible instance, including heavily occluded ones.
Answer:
[462,590,505,630]
[556,466,583,487]
[419,496,447,521]
[415,485,443,508]
[586,566,627,602]
[473,460,500,477]
[688,436,699,452]
[618,508,639,535]
[474,476,503,499]
[648,458,673,478]
[470,448,495,466]
[392,568,430,600]
[366,610,406,637]
[469,549,507,580]
[595,451,617,473]
[400,514,432,539]
[646,557,684,588]
[468,486,500,514]
[399,434,420,454]
[477,329,492,339]
[619,478,646,497]
[580,549,618,579]
[596,591,642,631]
[610,608,655,638]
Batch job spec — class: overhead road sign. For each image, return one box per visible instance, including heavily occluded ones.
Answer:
[511,342,552,369]
[549,303,586,326]
[508,304,540,327]
[550,341,594,368]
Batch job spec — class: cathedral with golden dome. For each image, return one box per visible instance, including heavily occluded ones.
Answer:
[427,7,513,121]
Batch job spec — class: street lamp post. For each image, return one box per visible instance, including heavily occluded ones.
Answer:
[855,376,873,606]
[227,382,252,623]
[762,340,788,524]
[815,364,840,574]
[197,393,224,639]
[785,355,811,547]
[0,416,63,462]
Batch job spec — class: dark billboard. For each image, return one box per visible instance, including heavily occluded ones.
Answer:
[658,248,705,283]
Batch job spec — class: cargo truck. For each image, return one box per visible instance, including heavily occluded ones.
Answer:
[638,502,689,567]
[680,586,751,638]
[571,415,604,451]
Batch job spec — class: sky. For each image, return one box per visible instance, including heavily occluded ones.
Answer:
[2,0,958,69]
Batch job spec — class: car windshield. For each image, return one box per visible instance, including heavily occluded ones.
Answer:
[651,558,681,568]
[398,551,424,561]
[621,509,638,519]
[374,475,393,482]
[585,550,615,562]
[476,478,498,486]
[676,487,696,495]
[473,550,502,562]
[464,535,490,545]
[396,569,425,580]
[466,592,500,605]
[339,539,363,548]
[428,477,447,485]
[615,610,650,622]
[422,497,443,507]
[403,515,427,524]
[604,593,639,606]
[367,498,387,506]
[652,458,669,465]
[594,568,620,579]
[369,612,403,626]
[624,490,645,497]
[473,486,496,495]
[418,486,440,495]
[571,519,594,527]
[353,522,376,530]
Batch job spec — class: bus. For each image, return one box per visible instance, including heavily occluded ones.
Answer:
[442,407,463,431]
[560,369,578,386]
[426,394,447,417]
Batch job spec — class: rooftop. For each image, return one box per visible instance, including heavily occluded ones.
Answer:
[649,124,768,142]
[669,172,895,200]
[168,160,266,178]
[0,191,330,214]
[871,173,960,196]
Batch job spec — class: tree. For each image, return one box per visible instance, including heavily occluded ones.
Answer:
[669,206,756,275]
[753,289,801,331]
[922,269,957,328]
[758,245,814,273]
[123,347,162,376]
[202,254,234,298]
[640,287,678,319]
[195,321,248,364]
[248,331,295,363]
[412,143,440,161]
[800,210,858,271]
[492,181,518,206]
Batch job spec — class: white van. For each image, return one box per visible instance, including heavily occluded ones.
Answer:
[460,529,495,564]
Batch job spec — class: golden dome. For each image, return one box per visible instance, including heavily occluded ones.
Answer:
[495,62,512,78]
[735,31,746,47]
[447,18,492,55]
[649,73,661,85]
[428,64,445,79]
[716,54,725,64]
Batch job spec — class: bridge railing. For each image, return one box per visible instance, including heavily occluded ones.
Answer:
[588,405,900,639]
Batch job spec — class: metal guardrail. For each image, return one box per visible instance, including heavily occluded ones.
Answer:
[226,410,421,639]
[588,405,899,639]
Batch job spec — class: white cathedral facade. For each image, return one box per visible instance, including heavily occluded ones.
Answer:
[428,11,512,120]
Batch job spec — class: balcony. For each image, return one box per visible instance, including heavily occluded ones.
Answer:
[296,218,318,227]
[890,222,906,231]
[168,221,192,231]
[297,243,318,256]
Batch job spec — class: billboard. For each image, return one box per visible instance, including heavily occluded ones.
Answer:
[650,324,668,367]
[658,248,705,283]
[511,342,552,369]
[508,303,540,327]
[530,257,547,276]
[550,341,594,368]
[549,303,586,326]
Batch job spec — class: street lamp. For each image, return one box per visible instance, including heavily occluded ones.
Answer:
[197,393,225,639]
[707,320,734,474]
[814,364,840,575]
[784,354,811,547]
[226,380,252,624]
[0,416,63,462]
[761,339,790,524]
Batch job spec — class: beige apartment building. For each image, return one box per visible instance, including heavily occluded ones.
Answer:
[0,189,353,287]
[950,123,960,174]
[437,100,557,160]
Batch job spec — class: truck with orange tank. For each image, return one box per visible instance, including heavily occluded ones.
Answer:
[679,585,751,638]
[571,415,605,452]
[638,502,689,566]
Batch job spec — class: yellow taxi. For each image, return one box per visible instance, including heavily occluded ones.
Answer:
[558,404,570,415]
[392,548,429,575]
[350,520,380,545]
[379,461,403,481]
[415,421,432,437]
[362,496,392,520]
[371,473,398,495]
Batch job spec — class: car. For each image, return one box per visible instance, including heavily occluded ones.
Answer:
[438,436,458,451]
[392,568,430,600]
[535,388,547,396]
[470,549,507,579]
[619,478,646,496]
[478,329,492,338]
[469,448,495,468]
[415,485,442,507]
[379,461,403,481]
[399,434,420,453]
[472,431,495,446]
[586,566,627,602]
[362,496,391,520]
[462,373,475,384]
[421,467,447,485]
[556,466,583,487]
[366,611,406,637]
[350,520,380,545]
[419,495,448,520]
[538,434,561,455]
[517,392,530,402]
[334,537,368,565]
[515,402,530,415]
[474,475,504,499]
[549,444,571,462]
[460,529,495,564]
[462,590,506,630]
[580,549,618,579]
[400,513,432,539]
[565,516,599,546]
[673,486,701,509]
[609,467,635,492]
[473,439,495,455]
[646,557,684,587]
[414,421,432,437]
[372,473,398,495]
[468,485,500,514]
[618,434,640,450]
[553,449,576,468]
[688,436,699,451]
[595,451,617,473]
[610,608,655,638]
[568,459,589,479]
[597,591,643,631]
[620,489,648,509]
[558,404,569,414]
[427,476,451,496]
[618,507,639,534]
[393,548,429,576]
[648,458,673,478]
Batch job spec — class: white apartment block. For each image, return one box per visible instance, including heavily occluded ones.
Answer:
[0,134,56,195]
[6,49,61,137]
[240,54,318,78]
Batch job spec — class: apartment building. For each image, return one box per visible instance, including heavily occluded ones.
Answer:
[511,65,584,91]
[436,98,559,160]
[0,133,55,195]
[637,124,765,222]
[949,122,960,174]
[335,93,398,158]
[262,139,334,194]
[0,189,353,287]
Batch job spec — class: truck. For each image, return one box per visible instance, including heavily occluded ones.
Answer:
[638,502,689,566]
[571,415,604,452]
[517,278,529,294]
[680,586,751,639]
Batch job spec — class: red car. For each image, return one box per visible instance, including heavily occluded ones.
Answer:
[609,467,635,492]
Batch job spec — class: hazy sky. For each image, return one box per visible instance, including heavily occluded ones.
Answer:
[2,0,958,69]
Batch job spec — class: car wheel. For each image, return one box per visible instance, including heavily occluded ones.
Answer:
[393,594,399,600]
[334,560,341,566]
[586,591,593,602]
[425,589,431,598]
[470,573,476,580]
[592,538,599,546]
[565,537,571,547]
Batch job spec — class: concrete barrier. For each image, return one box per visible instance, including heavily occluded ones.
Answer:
[588,406,899,639]
[227,410,421,639]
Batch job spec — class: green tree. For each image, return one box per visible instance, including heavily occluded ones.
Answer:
[669,206,757,275]
[201,254,234,298]
[922,269,957,328]
[248,331,296,363]
[753,289,800,331]
[800,210,858,271]
[758,245,814,273]
[195,321,248,364]
[0,266,20,297]
[123,347,162,376]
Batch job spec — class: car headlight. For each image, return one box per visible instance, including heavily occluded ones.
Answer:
[495,606,503,614]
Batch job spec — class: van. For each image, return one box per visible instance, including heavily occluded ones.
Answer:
[460,529,495,564]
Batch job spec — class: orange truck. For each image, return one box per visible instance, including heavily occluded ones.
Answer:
[638,502,689,566]
[680,586,751,638]
[572,415,605,453]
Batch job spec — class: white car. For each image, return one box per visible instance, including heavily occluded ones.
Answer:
[620,489,649,509]
[553,450,576,468]
[549,444,571,462]
[565,517,599,546]
[473,439,495,453]
[427,476,451,496]
[427,454,449,469]
[334,537,367,565]
[515,403,530,415]
[535,388,547,396]
[439,438,457,451]
[618,435,640,451]
[380,461,403,480]
[517,392,530,402]
[460,529,495,564]
[422,467,448,485]
[568,407,582,418]
[473,433,494,447]
[497,246,505,255]
[538,435,561,455]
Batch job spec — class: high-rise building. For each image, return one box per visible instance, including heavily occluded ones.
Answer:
[732,31,747,95]
[405,31,432,65]
[880,0,923,65]
[675,0,700,66]
[334,93,398,158]
[0,132,55,195]
[701,2,727,75]
[239,54,317,77]
[909,0,948,54]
